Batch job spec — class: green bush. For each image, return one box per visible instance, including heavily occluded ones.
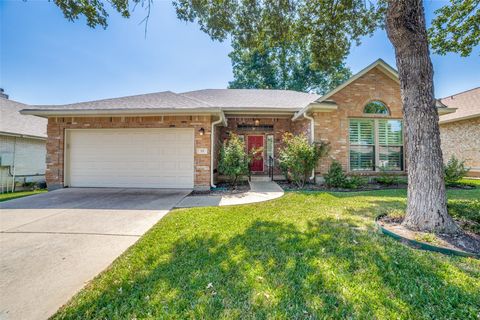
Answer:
[324,161,366,189]
[444,155,469,185]
[278,133,329,188]
[324,161,348,188]
[218,133,250,186]
[375,167,402,186]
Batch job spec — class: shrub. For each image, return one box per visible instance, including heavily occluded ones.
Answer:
[324,161,348,188]
[444,155,469,185]
[324,161,366,189]
[278,133,329,188]
[375,167,401,186]
[218,133,250,186]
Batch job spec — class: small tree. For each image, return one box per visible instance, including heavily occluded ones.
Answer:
[444,155,470,186]
[218,134,250,187]
[278,133,329,188]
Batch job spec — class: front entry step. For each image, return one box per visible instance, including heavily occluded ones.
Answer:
[250,176,271,182]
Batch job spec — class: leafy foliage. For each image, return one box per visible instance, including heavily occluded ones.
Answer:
[228,39,352,95]
[324,161,366,189]
[53,0,151,28]
[444,155,470,186]
[428,0,480,57]
[218,134,250,186]
[278,133,329,188]
[375,167,403,186]
[174,0,384,73]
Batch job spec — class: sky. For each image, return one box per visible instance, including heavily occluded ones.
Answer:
[0,0,479,105]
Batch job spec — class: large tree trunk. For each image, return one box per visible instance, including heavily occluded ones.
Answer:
[385,0,459,233]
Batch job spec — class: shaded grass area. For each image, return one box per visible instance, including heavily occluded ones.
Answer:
[0,189,46,202]
[53,189,480,319]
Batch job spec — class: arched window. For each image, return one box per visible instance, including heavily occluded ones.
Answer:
[364,101,389,115]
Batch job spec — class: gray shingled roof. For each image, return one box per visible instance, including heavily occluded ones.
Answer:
[0,97,47,139]
[21,89,321,116]
[182,89,321,109]
[29,91,213,111]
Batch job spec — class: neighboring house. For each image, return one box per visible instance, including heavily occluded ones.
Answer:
[439,87,480,177]
[0,95,47,192]
[21,59,454,190]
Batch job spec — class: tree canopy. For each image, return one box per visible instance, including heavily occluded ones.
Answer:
[51,0,479,59]
[228,39,352,94]
[428,0,480,57]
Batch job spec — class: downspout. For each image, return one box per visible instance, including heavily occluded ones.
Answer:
[211,112,226,188]
[12,137,17,192]
[303,113,316,181]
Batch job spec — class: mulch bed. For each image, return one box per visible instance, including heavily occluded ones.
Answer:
[277,181,408,192]
[378,215,480,255]
[190,181,250,196]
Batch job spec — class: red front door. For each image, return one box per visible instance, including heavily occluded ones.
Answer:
[247,135,264,172]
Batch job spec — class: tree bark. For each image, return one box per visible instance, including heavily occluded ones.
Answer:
[385,0,459,233]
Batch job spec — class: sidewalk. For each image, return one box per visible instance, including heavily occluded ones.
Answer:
[175,181,284,208]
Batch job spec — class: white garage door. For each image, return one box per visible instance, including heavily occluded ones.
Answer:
[67,128,194,188]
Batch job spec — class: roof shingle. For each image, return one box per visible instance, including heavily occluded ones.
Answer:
[0,98,47,139]
[440,87,480,123]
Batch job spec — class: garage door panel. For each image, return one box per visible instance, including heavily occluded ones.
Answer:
[68,129,194,188]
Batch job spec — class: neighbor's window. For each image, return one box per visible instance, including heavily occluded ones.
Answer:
[349,119,404,171]
[364,101,389,115]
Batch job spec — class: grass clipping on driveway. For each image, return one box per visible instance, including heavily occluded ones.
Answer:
[53,189,480,319]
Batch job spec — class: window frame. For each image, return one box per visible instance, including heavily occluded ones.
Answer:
[348,118,405,173]
[363,100,390,116]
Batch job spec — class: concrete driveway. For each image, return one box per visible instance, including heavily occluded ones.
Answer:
[0,188,190,320]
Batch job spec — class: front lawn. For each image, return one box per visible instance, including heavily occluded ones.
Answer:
[54,189,480,319]
[0,189,46,202]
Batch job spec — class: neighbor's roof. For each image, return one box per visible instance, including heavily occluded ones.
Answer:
[21,89,321,117]
[0,97,47,139]
[182,89,320,110]
[439,87,480,124]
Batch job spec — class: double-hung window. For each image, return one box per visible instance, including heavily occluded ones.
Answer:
[349,119,404,171]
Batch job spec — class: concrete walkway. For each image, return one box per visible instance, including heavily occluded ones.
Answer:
[176,181,284,208]
[0,188,190,320]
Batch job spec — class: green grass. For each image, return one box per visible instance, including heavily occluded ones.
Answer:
[0,189,46,202]
[53,189,480,320]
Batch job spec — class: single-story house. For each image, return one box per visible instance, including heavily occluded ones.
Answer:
[439,87,480,177]
[0,95,47,192]
[20,59,455,190]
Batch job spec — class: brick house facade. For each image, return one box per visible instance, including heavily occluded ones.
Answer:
[22,59,457,190]
[439,88,480,177]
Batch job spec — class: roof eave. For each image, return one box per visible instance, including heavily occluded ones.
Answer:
[0,131,47,140]
[440,113,479,124]
[20,107,223,118]
[437,107,457,116]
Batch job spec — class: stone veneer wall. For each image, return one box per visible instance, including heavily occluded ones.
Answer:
[440,117,480,177]
[312,68,404,175]
[46,115,212,190]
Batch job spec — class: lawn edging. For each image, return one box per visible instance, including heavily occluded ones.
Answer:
[375,214,480,259]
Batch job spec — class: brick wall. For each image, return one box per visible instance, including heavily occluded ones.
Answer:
[312,67,404,175]
[219,117,304,175]
[46,115,212,190]
[440,117,480,177]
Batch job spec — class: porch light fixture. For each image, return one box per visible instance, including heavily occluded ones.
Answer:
[254,119,260,126]
[199,128,205,135]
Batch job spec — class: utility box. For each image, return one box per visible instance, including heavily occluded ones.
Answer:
[0,153,14,166]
